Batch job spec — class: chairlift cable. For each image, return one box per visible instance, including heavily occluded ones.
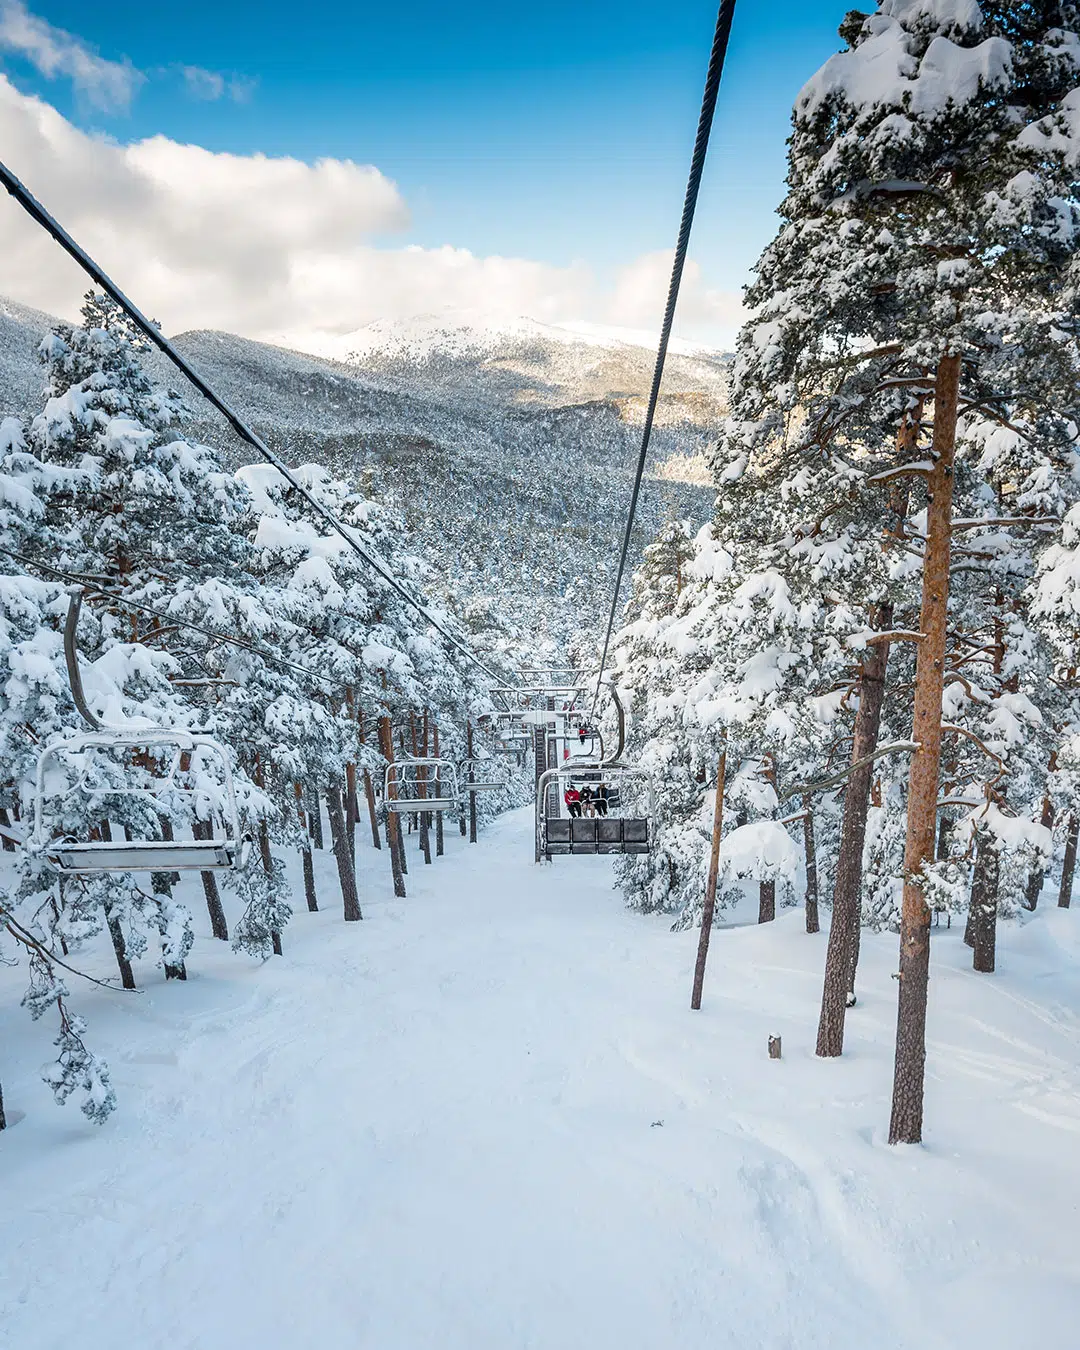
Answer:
[589,0,737,717]
[0,158,505,686]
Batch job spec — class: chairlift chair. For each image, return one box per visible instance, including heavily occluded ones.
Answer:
[384,757,459,813]
[30,588,246,874]
[536,764,654,859]
[459,758,507,792]
[33,730,245,873]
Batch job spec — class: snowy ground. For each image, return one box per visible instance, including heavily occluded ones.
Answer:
[2,807,1079,1350]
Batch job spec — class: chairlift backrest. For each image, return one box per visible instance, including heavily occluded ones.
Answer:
[384,757,459,812]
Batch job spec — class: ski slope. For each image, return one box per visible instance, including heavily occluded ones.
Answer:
[2,807,1079,1349]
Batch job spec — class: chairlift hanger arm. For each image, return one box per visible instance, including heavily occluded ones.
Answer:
[0,159,505,687]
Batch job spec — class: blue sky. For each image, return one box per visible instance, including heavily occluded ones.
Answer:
[0,1,850,345]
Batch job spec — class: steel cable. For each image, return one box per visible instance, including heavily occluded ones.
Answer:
[0,159,504,686]
[590,0,737,715]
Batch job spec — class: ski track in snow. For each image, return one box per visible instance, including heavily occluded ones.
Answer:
[2,806,1079,1349]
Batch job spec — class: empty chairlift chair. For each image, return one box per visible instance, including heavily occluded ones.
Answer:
[33,730,245,873]
[459,758,507,792]
[536,765,654,859]
[384,757,460,813]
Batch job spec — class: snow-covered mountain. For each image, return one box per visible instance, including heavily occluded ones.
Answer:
[0,299,724,645]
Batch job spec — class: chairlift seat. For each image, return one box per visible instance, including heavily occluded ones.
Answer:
[386,795,458,814]
[570,817,599,854]
[46,837,242,873]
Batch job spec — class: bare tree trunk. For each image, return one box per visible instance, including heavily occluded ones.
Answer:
[357,706,382,850]
[969,832,999,974]
[345,688,360,866]
[433,722,445,857]
[191,818,229,939]
[250,754,282,955]
[327,784,362,921]
[378,714,407,898]
[0,1080,6,1130]
[419,711,432,865]
[0,806,15,852]
[758,881,776,924]
[1059,813,1078,909]
[468,719,478,844]
[152,817,186,981]
[98,824,136,989]
[294,783,318,913]
[817,612,891,1055]
[802,795,820,935]
[691,749,726,1010]
[890,351,961,1146]
[306,784,324,850]
[1025,779,1055,911]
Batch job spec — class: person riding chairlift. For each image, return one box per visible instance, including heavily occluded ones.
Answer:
[564,784,582,818]
[594,782,609,817]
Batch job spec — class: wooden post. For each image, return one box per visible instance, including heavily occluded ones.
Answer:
[768,1035,782,1060]
[691,747,727,1010]
[889,351,962,1146]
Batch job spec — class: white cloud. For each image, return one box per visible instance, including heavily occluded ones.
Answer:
[179,65,257,104]
[607,250,744,336]
[0,0,142,112]
[0,75,743,350]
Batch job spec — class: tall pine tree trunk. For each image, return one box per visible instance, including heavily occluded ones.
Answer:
[1059,813,1078,908]
[758,882,775,924]
[802,796,820,934]
[817,611,891,1056]
[889,351,961,1146]
[327,783,362,921]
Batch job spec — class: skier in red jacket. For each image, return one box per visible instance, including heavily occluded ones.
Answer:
[564,785,582,818]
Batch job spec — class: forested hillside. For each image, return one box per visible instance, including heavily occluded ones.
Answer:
[1,299,721,652]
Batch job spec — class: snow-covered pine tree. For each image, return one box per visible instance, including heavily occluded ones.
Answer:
[779,0,1080,1142]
